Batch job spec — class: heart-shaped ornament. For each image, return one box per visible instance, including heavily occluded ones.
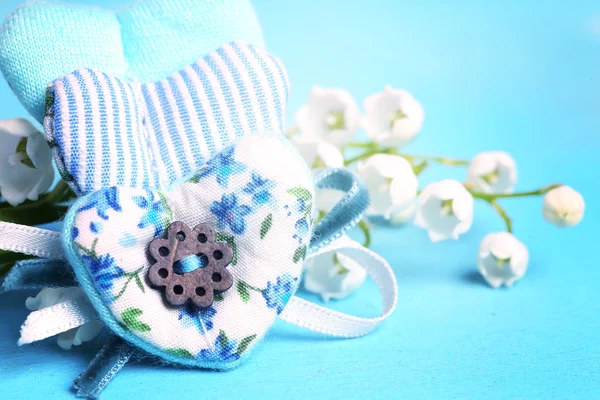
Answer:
[45,40,288,195]
[0,0,264,122]
[63,134,314,369]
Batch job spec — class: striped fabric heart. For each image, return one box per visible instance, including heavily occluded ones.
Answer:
[44,41,289,195]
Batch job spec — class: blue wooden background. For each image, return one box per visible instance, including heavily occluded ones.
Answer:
[0,0,599,399]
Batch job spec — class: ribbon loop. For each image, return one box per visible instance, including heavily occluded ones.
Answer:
[281,236,398,338]
[309,168,369,253]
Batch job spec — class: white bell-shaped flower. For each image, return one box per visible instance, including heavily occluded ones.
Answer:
[355,154,418,219]
[0,118,55,206]
[26,287,103,350]
[291,135,344,170]
[467,151,517,194]
[414,179,474,242]
[543,185,585,227]
[389,201,417,225]
[362,86,424,148]
[303,241,367,301]
[477,232,529,288]
[295,86,361,146]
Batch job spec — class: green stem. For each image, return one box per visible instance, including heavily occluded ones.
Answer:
[343,142,469,167]
[245,282,263,293]
[469,184,561,202]
[113,268,145,301]
[412,161,429,176]
[358,219,371,248]
[345,142,376,149]
[488,200,513,233]
[397,152,470,166]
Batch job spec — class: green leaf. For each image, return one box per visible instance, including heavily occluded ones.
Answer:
[166,348,194,358]
[237,281,250,303]
[45,89,55,117]
[121,308,151,332]
[260,213,273,240]
[217,330,229,349]
[134,273,145,293]
[293,245,307,264]
[214,293,225,302]
[216,232,237,265]
[288,187,312,201]
[237,334,257,355]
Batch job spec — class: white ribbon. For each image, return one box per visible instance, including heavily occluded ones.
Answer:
[281,236,398,338]
[6,224,397,343]
[18,293,98,346]
[0,221,64,259]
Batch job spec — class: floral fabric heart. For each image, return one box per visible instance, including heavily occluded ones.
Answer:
[0,0,264,122]
[63,134,314,369]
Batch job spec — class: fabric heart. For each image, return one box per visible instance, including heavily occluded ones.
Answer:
[63,134,314,369]
[44,40,288,194]
[0,0,264,122]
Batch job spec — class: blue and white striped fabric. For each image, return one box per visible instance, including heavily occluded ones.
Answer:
[44,41,290,195]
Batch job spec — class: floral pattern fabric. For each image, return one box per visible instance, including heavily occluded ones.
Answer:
[65,135,314,369]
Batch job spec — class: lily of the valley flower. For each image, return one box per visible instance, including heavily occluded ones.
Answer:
[362,86,425,148]
[295,87,361,146]
[303,243,367,301]
[0,118,54,206]
[414,179,474,242]
[467,151,517,194]
[477,232,529,288]
[543,185,585,227]
[291,135,344,170]
[355,154,418,218]
[26,287,103,350]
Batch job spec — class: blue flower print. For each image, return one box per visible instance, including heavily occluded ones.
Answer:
[79,187,121,220]
[284,198,307,216]
[285,199,310,244]
[262,273,298,314]
[243,172,276,207]
[90,221,102,234]
[197,331,240,362]
[178,304,216,334]
[197,146,246,188]
[132,191,170,238]
[82,253,124,294]
[293,217,310,244]
[211,193,252,235]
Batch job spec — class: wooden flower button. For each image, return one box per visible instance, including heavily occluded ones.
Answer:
[147,221,234,309]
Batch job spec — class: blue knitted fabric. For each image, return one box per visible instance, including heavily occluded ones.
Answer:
[0,0,265,122]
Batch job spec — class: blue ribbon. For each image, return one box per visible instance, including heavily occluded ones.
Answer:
[1,259,75,292]
[308,168,370,254]
[74,335,134,399]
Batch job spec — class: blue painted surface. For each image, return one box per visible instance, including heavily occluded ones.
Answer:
[0,0,599,399]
